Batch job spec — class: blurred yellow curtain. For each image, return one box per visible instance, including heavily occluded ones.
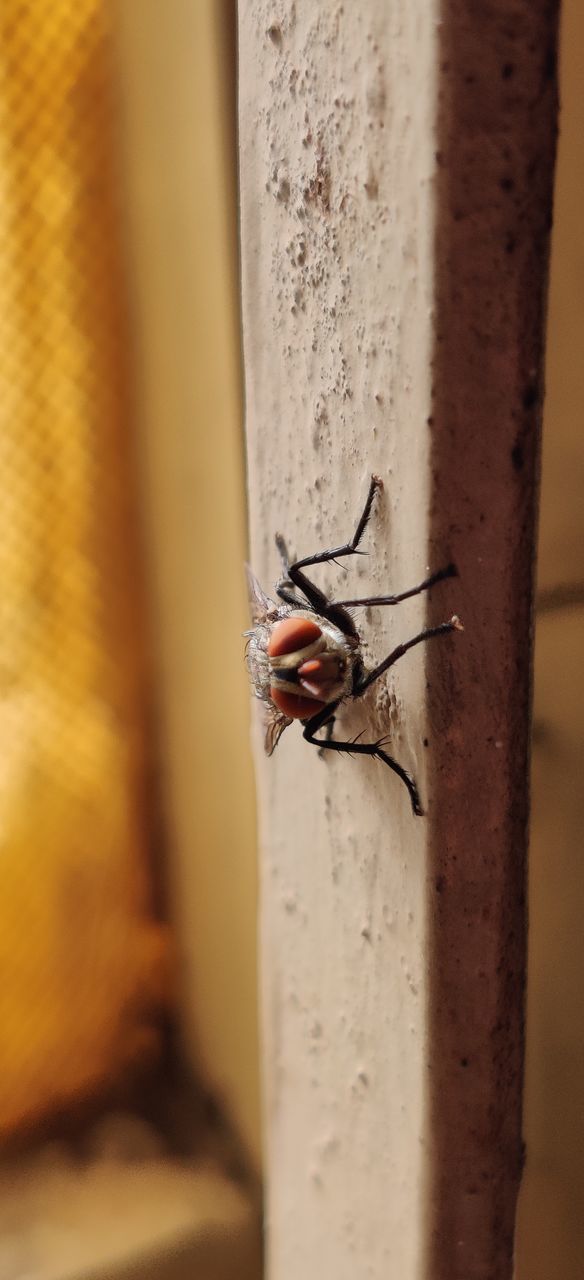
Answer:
[0,0,170,1138]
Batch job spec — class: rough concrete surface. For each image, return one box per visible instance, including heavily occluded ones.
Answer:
[240,3,446,1277]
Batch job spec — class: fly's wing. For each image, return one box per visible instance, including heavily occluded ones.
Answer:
[245,563,277,625]
[263,704,292,756]
[244,565,288,751]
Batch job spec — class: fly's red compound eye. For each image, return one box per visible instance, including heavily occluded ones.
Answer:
[268,618,327,718]
[267,616,322,657]
[270,685,326,720]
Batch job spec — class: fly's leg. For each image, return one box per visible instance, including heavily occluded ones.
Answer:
[275,534,334,619]
[304,617,462,812]
[285,473,382,578]
[354,616,463,698]
[334,563,457,609]
[303,703,423,816]
[275,534,317,609]
[317,712,336,758]
[275,474,383,634]
[275,532,293,580]
[276,583,306,609]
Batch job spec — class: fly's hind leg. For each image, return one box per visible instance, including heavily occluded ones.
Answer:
[303,703,423,816]
[316,712,336,758]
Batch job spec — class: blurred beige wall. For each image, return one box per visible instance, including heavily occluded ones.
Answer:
[516,0,584,1275]
[112,0,260,1169]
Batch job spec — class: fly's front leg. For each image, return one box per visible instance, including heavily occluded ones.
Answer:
[303,703,423,816]
[355,616,463,697]
[286,474,382,581]
[276,474,383,633]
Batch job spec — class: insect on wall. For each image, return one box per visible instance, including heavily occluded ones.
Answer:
[245,474,463,816]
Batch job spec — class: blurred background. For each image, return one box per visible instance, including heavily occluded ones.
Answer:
[0,1,580,1278]
[0,2,259,1277]
[516,0,584,1273]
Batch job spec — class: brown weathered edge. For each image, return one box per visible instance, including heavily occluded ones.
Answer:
[426,3,560,1277]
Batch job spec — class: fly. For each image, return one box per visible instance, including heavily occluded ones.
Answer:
[245,474,462,816]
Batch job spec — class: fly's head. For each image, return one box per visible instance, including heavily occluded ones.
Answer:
[265,613,354,718]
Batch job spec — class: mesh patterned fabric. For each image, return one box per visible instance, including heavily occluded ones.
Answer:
[0,0,171,1139]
